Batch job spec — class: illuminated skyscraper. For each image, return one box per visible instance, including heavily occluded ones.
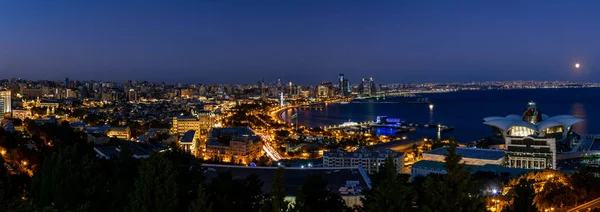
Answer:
[338,74,350,97]
[338,74,345,95]
[277,77,281,90]
[369,77,376,95]
[358,78,365,95]
[0,90,11,114]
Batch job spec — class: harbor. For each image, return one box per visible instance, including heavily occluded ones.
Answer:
[322,116,454,138]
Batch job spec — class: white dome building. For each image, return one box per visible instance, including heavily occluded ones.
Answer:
[483,102,583,170]
[483,101,582,140]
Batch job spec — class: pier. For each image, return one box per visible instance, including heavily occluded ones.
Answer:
[297,104,325,110]
[322,119,454,133]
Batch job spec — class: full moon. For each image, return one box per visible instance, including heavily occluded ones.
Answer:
[575,63,580,68]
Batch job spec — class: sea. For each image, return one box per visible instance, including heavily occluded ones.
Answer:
[280,88,600,143]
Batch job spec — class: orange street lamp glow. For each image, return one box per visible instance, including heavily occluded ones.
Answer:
[575,63,580,68]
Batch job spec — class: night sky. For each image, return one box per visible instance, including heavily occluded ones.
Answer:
[1,1,599,84]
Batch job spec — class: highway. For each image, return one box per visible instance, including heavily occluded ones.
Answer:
[258,133,284,161]
[568,197,600,212]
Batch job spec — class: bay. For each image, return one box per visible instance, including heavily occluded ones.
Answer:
[280,88,600,142]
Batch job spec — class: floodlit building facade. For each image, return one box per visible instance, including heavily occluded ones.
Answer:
[179,130,197,152]
[204,127,262,164]
[107,127,131,140]
[171,116,200,136]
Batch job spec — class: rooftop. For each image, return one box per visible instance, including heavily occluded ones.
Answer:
[94,146,120,159]
[412,160,573,177]
[324,148,404,158]
[180,130,196,143]
[209,127,255,138]
[424,147,505,160]
[175,115,198,120]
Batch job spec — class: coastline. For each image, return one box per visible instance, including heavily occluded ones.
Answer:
[271,97,353,127]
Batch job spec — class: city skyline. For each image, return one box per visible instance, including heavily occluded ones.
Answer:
[2,1,600,84]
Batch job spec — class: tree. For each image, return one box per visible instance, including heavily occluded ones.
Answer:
[102,142,138,211]
[129,153,179,212]
[292,175,350,212]
[30,107,48,116]
[570,167,600,203]
[205,171,265,212]
[31,144,106,211]
[189,183,212,212]
[163,145,204,211]
[411,143,419,160]
[261,167,288,212]
[275,130,291,138]
[534,180,578,210]
[0,156,8,202]
[510,179,537,212]
[361,154,413,212]
[419,141,486,212]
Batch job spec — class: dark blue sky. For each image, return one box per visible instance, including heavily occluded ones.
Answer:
[1,1,599,84]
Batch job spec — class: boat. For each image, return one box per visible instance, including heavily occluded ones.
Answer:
[407,97,431,104]
[339,101,350,104]
[340,120,359,127]
[439,126,455,133]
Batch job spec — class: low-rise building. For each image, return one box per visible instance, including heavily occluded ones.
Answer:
[1,119,16,132]
[107,126,131,140]
[11,109,31,120]
[323,148,404,174]
[179,130,197,152]
[197,111,215,135]
[87,133,110,145]
[505,136,556,169]
[204,127,262,164]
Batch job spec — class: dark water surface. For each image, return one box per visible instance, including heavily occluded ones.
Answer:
[281,88,600,142]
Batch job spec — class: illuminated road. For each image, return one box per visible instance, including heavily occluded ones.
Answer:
[568,197,600,212]
[258,133,284,161]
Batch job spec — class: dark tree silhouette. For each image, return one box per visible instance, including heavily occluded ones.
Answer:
[129,153,179,212]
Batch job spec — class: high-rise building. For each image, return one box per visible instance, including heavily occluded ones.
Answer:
[0,90,11,115]
[127,89,138,101]
[338,74,345,95]
[338,74,350,97]
[317,82,332,98]
[358,78,365,95]
[369,77,376,95]
[277,77,282,90]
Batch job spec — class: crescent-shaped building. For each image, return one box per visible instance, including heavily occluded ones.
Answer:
[483,102,583,170]
[483,101,582,140]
